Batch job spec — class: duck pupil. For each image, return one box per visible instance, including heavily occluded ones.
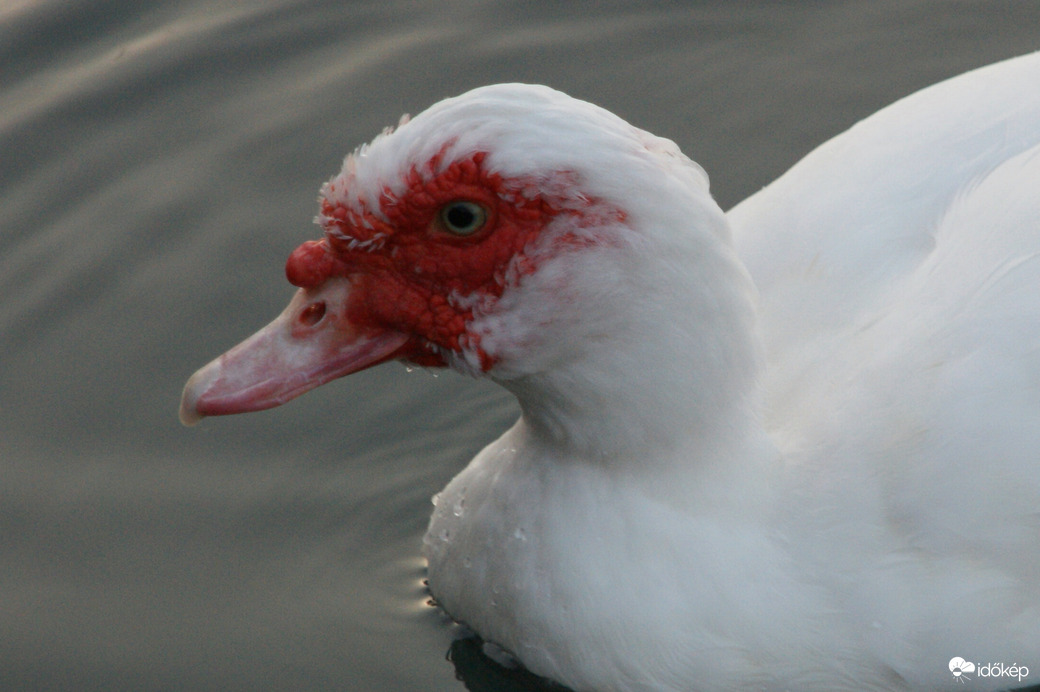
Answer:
[447,205,475,229]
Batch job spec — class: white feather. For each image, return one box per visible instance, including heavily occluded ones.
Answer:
[328,53,1040,691]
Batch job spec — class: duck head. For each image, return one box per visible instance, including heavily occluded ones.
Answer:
[180,84,759,456]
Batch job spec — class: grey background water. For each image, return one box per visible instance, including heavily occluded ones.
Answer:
[2,1,1038,689]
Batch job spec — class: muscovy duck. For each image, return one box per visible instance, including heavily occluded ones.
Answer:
[181,53,1040,691]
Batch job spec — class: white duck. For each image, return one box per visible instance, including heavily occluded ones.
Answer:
[181,52,1040,691]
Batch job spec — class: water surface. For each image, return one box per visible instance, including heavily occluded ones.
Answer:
[2,2,1038,689]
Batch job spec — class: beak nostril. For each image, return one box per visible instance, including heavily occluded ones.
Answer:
[299,301,327,327]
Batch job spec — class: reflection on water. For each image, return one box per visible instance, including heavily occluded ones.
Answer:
[2,1,1038,689]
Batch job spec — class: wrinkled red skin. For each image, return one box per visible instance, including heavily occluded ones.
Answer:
[285,152,574,371]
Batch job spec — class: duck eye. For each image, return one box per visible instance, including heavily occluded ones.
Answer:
[439,201,487,236]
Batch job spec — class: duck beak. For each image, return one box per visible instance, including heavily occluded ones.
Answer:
[179,278,409,426]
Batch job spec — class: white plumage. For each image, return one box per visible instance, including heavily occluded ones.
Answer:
[183,52,1040,691]
[421,57,1040,691]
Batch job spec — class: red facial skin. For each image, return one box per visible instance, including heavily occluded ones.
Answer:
[290,151,572,370]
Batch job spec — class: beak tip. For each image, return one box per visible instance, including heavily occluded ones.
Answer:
[179,364,215,427]
[179,400,204,427]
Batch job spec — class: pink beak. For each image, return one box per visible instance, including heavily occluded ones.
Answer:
[179,278,409,426]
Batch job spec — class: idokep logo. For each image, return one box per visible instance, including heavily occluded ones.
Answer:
[949,657,1030,684]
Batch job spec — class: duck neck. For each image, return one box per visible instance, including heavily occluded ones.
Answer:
[500,317,781,519]
[492,220,773,480]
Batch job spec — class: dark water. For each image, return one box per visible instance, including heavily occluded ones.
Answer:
[2,2,1038,689]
